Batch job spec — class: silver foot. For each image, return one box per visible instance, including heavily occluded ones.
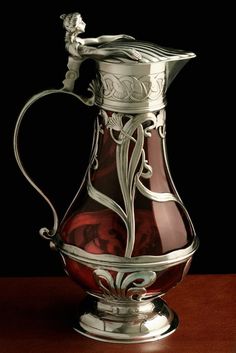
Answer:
[74,296,178,343]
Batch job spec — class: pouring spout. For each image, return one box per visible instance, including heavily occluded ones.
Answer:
[166,52,196,88]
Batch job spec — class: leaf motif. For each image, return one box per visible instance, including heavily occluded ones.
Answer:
[106,113,124,131]
[94,269,115,297]
[94,270,157,301]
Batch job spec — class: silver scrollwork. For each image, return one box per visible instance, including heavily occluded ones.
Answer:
[94,269,157,301]
[97,71,165,103]
[87,109,188,257]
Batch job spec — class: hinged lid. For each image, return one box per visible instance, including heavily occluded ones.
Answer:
[93,40,196,113]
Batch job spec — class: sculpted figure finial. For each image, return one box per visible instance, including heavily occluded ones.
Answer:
[60,12,142,61]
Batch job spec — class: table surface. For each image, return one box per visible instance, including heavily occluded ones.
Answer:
[0,275,235,353]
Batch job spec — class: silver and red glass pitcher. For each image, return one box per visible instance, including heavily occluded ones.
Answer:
[14,12,199,343]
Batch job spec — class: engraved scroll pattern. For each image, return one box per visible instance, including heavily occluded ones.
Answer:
[96,72,165,102]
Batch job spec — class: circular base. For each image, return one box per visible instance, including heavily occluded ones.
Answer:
[73,296,178,343]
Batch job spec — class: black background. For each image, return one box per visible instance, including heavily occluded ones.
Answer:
[1,1,234,276]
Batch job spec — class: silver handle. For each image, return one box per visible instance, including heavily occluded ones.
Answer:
[13,88,94,239]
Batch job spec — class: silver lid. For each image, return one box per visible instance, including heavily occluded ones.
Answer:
[94,40,196,113]
[60,13,196,113]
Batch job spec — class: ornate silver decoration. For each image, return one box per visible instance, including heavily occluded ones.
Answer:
[93,269,156,301]
[87,109,188,258]
[61,12,142,93]
[98,71,165,103]
[92,41,195,113]
[93,67,166,113]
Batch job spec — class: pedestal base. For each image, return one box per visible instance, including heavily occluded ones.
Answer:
[74,296,178,343]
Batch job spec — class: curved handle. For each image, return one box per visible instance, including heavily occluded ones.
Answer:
[13,87,95,240]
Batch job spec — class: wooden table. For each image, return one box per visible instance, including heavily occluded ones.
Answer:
[0,275,235,353]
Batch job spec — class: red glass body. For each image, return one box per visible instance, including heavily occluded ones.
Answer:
[60,110,194,295]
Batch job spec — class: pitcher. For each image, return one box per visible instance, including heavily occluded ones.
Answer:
[14,12,199,343]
